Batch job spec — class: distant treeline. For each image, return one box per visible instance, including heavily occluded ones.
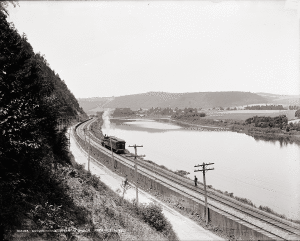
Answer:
[245,115,288,128]
[244,105,285,110]
[148,107,202,116]
[171,108,206,120]
[244,115,300,132]
[112,108,135,117]
[147,107,174,115]
[113,107,176,117]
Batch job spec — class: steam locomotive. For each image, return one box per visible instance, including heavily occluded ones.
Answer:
[101,135,126,154]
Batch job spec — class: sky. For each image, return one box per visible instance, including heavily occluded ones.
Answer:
[7,1,299,98]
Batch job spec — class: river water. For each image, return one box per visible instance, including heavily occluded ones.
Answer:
[101,116,300,220]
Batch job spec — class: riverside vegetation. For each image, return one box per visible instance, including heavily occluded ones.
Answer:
[171,109,300,144]
[0,4,178,240]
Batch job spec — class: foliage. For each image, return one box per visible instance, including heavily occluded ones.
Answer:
[171,109,206,120]
[30,202,74,229]
[175,170,190,177]
[138,203,170,233]
[120,177,131,201]
[244,105,285,110]
[147,107,173,116]
[245,115,288,128]
[0,9,87,237]
[0,1,18,15]
[112,108,135,117]
[259,205,286,219]
[234,196,256,207]
[70,158,177,241]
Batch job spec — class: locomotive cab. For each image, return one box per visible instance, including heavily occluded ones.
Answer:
[101,135,126,154]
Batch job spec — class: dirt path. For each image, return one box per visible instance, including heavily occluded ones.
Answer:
[70,132,224,241]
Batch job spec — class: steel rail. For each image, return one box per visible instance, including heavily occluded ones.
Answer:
[77,118,300,240]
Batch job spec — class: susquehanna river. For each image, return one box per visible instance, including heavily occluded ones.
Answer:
[101,116,300,220]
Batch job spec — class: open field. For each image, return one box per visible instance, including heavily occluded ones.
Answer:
[204,110,296,121]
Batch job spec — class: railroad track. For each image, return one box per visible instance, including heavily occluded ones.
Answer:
[75,118,300,240]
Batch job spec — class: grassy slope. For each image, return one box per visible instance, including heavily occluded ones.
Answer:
[11,152,178,241]
[203,110,296,121]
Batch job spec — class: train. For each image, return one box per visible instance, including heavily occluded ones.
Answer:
[101,135,126,154]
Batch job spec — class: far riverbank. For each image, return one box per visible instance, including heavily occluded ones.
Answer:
[165,117,300,145]
[110,115,300,145]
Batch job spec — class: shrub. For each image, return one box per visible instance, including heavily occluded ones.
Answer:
[30,202,74,229]
[175,170,190,177]
[259,205,286,219]
[139,203,168,232]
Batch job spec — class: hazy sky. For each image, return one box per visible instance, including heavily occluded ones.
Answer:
[7,1,299,98]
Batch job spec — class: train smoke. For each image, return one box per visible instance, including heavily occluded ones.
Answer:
[102,109,112,134]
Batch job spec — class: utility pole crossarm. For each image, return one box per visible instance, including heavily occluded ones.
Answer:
[194,162,214,167]
[194,168,214,172]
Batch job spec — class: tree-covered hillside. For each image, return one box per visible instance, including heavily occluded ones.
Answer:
[0,5,178,241]
[0,4,87,238]
[53,74,87,119]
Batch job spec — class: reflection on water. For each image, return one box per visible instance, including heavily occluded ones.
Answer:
[251,134,299,148]
[102,118,300,220]
[124,120,181,130]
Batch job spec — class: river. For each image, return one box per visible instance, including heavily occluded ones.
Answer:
[101,116,300,220]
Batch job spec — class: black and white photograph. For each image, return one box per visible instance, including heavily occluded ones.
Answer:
[1,0,300,240]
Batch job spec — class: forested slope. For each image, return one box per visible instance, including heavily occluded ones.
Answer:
[0,5,178,241]
[0,4,87,239]
[53,75,87,119]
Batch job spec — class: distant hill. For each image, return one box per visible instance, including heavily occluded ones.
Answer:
[78,91,271,112]
[104,91,269,110]
[256,92,300,106]
[77,97,114,114]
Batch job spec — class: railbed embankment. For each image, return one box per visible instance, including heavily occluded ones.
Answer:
[75,118,300,241]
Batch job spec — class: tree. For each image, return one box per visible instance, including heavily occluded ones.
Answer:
[0,9,82,237]
[0,1,18,16]
[175,170,190,177]
[120,177,131,204]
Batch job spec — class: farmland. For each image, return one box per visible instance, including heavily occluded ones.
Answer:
[203,110,296,121]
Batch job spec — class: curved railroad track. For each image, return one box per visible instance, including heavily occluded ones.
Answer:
[75,118,300,240]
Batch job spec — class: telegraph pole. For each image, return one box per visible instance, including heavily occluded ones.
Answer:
[194,162,214,225]
[109,137,115,169]
[127,144,145,206]
[68,127,71,151]
[88,131,91,172]
[84,128,87,147]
